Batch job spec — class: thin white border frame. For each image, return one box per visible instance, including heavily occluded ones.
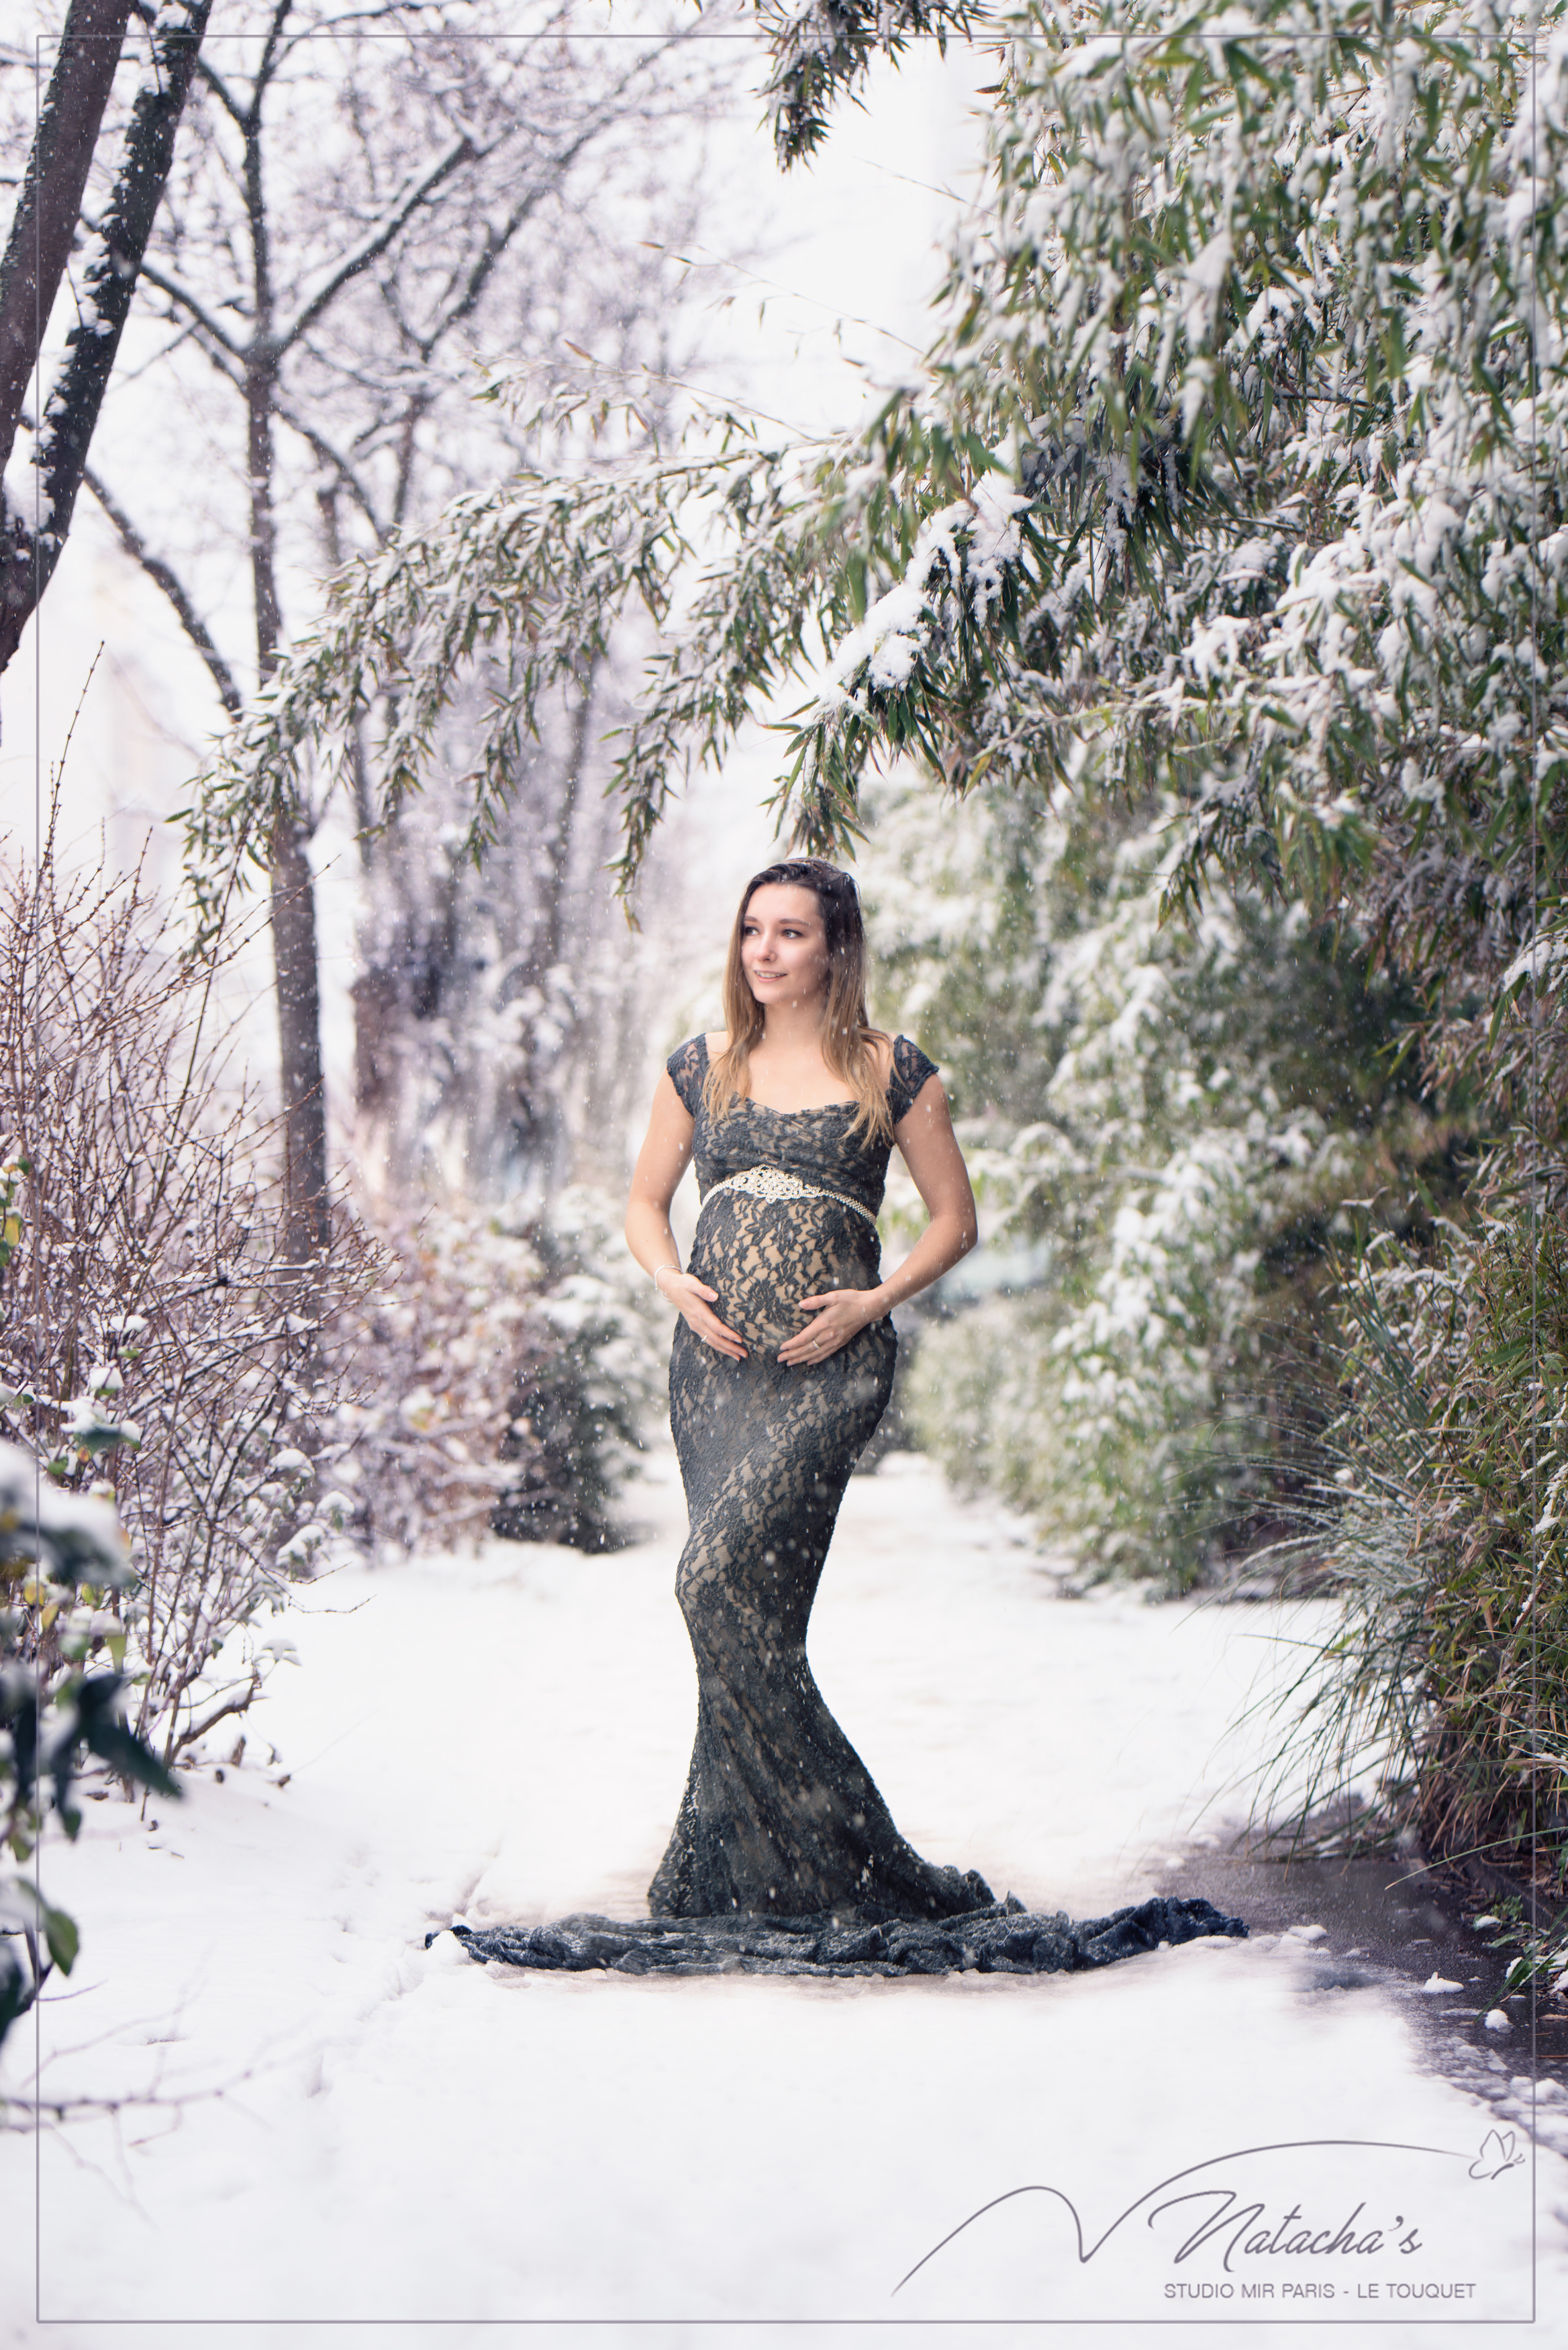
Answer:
[15,5,1554,2330]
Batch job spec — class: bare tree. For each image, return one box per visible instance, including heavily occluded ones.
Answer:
[353,658,601,1207]
[57,0,730,1258]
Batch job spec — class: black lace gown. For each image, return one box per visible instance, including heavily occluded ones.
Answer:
[648,1031,991,1923]
[444,1035,1246,1979]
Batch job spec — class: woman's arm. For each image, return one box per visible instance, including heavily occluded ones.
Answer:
[877,1074,980,1311]
[779,1076,978,1365]
[626,1072,748,1362]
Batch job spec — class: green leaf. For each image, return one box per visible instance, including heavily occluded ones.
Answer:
[42,1903,79,1975]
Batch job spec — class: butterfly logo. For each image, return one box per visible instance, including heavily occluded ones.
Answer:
[1469,2129,1525,2181]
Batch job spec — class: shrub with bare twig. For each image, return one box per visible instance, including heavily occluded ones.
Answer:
[0,833,373,1772]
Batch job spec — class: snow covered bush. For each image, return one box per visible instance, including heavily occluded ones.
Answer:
[334,1203,546,1553]
[862,768,1455,1583]
[0,843,370,1772]
[491,1188,665,1550]
[338,1185,661,1554]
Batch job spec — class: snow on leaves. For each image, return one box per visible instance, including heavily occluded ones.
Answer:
[814,479,1032,712]
[178,416,832,933]
[758,0,980,165]
[184,0,1568,1049]
[791,0,1568,1043]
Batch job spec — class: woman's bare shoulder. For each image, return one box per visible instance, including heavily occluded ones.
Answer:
[865,1029,895,1081]
[703,1031,730,1055]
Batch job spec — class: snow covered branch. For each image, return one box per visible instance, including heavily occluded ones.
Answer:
[757,0,981,164]
[83,463,242,718]
[277,131,476,355]
[131,248,246,359]
[792,1,1568,1002]
[179,417,834,933]
[0,0,215,675]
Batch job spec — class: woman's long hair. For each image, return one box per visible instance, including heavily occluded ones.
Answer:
[703,858,893,1143]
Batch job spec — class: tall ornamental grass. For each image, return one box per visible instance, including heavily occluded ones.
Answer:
[1266,1214,1567,1910]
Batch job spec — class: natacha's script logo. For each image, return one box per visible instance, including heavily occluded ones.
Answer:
[894,2133,1518,2300]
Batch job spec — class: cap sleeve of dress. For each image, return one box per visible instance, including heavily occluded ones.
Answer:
[888,1035,940,1124]
[666,1035,707,1117]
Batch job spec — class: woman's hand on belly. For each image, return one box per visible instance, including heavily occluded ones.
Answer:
[778,1286,885,1366]
[665,1272,748,1360]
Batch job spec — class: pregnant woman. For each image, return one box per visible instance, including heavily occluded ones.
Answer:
[441,858,1242,1977]
[624,855,993,1922]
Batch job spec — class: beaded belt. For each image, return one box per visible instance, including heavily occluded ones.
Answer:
[699,1165,878,1228]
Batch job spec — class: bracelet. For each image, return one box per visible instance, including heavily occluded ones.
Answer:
[652,1263,681,1294]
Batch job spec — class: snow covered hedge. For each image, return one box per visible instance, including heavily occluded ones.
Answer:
[861,769,1455,1584]
[338,1186,663,1555]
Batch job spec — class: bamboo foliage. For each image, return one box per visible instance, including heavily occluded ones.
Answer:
[184,8,1567,1114]
[177,414,831,939]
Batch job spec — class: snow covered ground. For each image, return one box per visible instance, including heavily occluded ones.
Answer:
[4,1452,1565,2345]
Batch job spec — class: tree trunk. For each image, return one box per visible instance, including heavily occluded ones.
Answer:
[0,0,215,677]
[0,0,135,479]
[244,87,330,1280]
[270,803,331,1280]
[254,425,331,1271]
[315,485,375,849]
[539,664,595,977]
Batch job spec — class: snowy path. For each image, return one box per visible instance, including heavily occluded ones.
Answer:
[3,1453,1565,2344]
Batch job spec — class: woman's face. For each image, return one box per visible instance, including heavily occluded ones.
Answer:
[740,884,830,1013]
